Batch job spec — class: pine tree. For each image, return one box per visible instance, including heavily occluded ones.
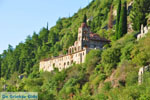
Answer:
[83,14,87,23]
[108,5,113,29]
[115,0,121,39]
[118,1,127,38]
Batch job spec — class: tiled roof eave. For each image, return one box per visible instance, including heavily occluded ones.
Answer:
[90,39,110,42]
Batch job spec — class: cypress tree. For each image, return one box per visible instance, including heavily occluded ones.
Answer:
[83,14,87,23]
[47,22,49,30]
[108,5,114,29]
[118,1,127,38]
[123,1,127,35]
[115,0,121,39]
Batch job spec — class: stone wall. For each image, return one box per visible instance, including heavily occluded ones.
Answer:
[39,23,110,72]
[138,65,150,85]
[40,48,90,72]
[137,25,150,40]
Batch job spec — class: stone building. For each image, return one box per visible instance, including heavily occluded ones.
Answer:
[138,65,150,85]
[137,24,150,40]
[40,23,110,72]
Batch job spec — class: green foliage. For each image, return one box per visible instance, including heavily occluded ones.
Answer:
[0,54,2,78]
[130,0,150,31]
[101,82,112,92]
[120,42,134,63]
[115,0,121,39]
[101,45,121,75]
[118,1,127,39]
[131,33,150,66]
[84,50,102,73]
[83,14,87,23]
[1,0,150,100]
[94,93,108,100]
[0,0,113,79]
[139,94,150,100]
[126,71,138,86]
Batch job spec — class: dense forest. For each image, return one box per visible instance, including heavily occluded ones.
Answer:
[0,0,150,99]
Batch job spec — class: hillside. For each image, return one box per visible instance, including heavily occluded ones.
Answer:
[0,0,150,100]
[0,0,116,79]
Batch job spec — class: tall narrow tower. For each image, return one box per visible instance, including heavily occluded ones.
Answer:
[77,22,90,50]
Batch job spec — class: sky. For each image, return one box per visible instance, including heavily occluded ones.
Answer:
[0,0,92,54]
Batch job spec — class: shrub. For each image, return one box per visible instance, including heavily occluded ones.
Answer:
[101,82,112,92]
[94,93,108,100]
[101,45,121,75]
[120,42,134,61]
[126,71,138,86]
[84,50,102,73]
[131,33,150,66]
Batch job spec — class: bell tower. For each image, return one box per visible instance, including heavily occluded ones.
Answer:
[77,22,90,50]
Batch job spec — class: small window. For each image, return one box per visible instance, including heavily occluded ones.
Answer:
[84,31,87,34]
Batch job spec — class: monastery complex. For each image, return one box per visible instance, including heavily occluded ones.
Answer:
[40,22,110,72]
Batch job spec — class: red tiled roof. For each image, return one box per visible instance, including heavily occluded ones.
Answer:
[90,33,110,42]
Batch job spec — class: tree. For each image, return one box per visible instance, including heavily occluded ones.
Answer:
[101,45,121,75]
[39,28,49,43]
[118,1,127,38]
[85,50,102,73]
[108,4,113,29]
[47,22,49,30]
[48,30,56,46]
[83,14,87,23]
[32,32,40,48]
[131,0,150,31]
[0,55,2,78]
[115,0,121,39]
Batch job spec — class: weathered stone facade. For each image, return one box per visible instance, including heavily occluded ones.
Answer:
[137,24,150,40]
[138,65,150,85]
[40,23,110,72]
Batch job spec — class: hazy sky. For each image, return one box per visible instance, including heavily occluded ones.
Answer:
[0,0,92,54]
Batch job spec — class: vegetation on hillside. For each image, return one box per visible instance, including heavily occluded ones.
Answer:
[0,0,150,100]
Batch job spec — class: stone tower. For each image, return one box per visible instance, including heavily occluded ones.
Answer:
[77,23,90,50]
[40,22,110,72]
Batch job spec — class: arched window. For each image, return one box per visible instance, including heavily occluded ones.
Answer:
[74,47,76,52]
